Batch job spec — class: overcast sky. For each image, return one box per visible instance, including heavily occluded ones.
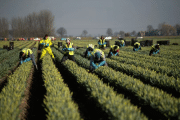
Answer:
[0,0,180,36]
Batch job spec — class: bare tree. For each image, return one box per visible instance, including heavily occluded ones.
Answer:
[158,22,176,36]
[82,30,88,37]
[38,10,55,37]
[125,32,130,37]
[114,32,119,37]
[147,25,154,32]
[57,27,67,37]
[174,24,180,35]
[131,30,136,36]
[0,17,9,38]
[106,28,113,36]
[119,31,125,37]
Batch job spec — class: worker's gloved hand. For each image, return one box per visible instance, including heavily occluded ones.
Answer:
[155,50,159,54]
[102,42,106,45]
[92,65,98,70]
[46,43,49,47]
[87,51,91,57]
[23,58,31,63]
[62,48,67,51]
[114,52,118,56]
[98,42,102,45]
[20,61,23,64]
[68,48,74,51]
[97,61,105,67]
[41,43,45,45]
[110,52,113,56]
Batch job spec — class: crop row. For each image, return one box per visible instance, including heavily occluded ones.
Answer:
[109,55,180,79]
[67,49,179,119]
[0,48,37,120]
[74,48,180,96]
[118,45,180,59]
[52,47,148,120]
[42,54,82,120]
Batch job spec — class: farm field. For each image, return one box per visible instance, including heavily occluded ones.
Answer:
[0,39,179,120]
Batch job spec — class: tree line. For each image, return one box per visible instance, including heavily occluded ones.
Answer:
[55,23,180,38]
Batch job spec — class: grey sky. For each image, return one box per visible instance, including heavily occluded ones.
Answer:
[0,0,180,36]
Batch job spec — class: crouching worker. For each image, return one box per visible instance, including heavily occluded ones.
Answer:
[133,42,141,51]
[39,34,55,61]
[149,44,160,56]
[84,44,94,59]
[61,38,75,63]
[19,48,38,70]
[119,40,125,47]
[107,45,119,58]
[89,49,108,72]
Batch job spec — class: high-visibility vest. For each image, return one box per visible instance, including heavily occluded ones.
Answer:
[64,42,74,55]
[22,48,33,58]
[110,45,119,52]
[151,44,160,51]
[120,40,124,44]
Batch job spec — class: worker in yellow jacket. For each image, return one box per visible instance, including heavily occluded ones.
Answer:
[61,38,75,63]
[98,35,106,50]
[19,48,38,70]
[39,34,55,60]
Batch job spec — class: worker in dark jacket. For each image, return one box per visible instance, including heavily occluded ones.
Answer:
[107,45,120,58]
[98,35,106,50]
[89,49,108,72]
[149,44,160,56]
[133,42,141,51]
[19,48,38,70]
[84,44,94,59]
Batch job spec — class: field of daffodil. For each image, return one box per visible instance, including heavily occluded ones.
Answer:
[0,39,179,120]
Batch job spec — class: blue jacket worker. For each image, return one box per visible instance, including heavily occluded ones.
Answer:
[89,49,108,72]
[84,44,94,59]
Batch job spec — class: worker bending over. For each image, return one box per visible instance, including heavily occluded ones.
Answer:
[89,49,108,72]
[84,44,94,59]
[61,38,75,63]
[98,35,106,50]
[119,40,125,47]
[107,45,119,58]
[39,34,55,60]
[133,42,141,51]
[19,48,38,70]
[149,44,160,56]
